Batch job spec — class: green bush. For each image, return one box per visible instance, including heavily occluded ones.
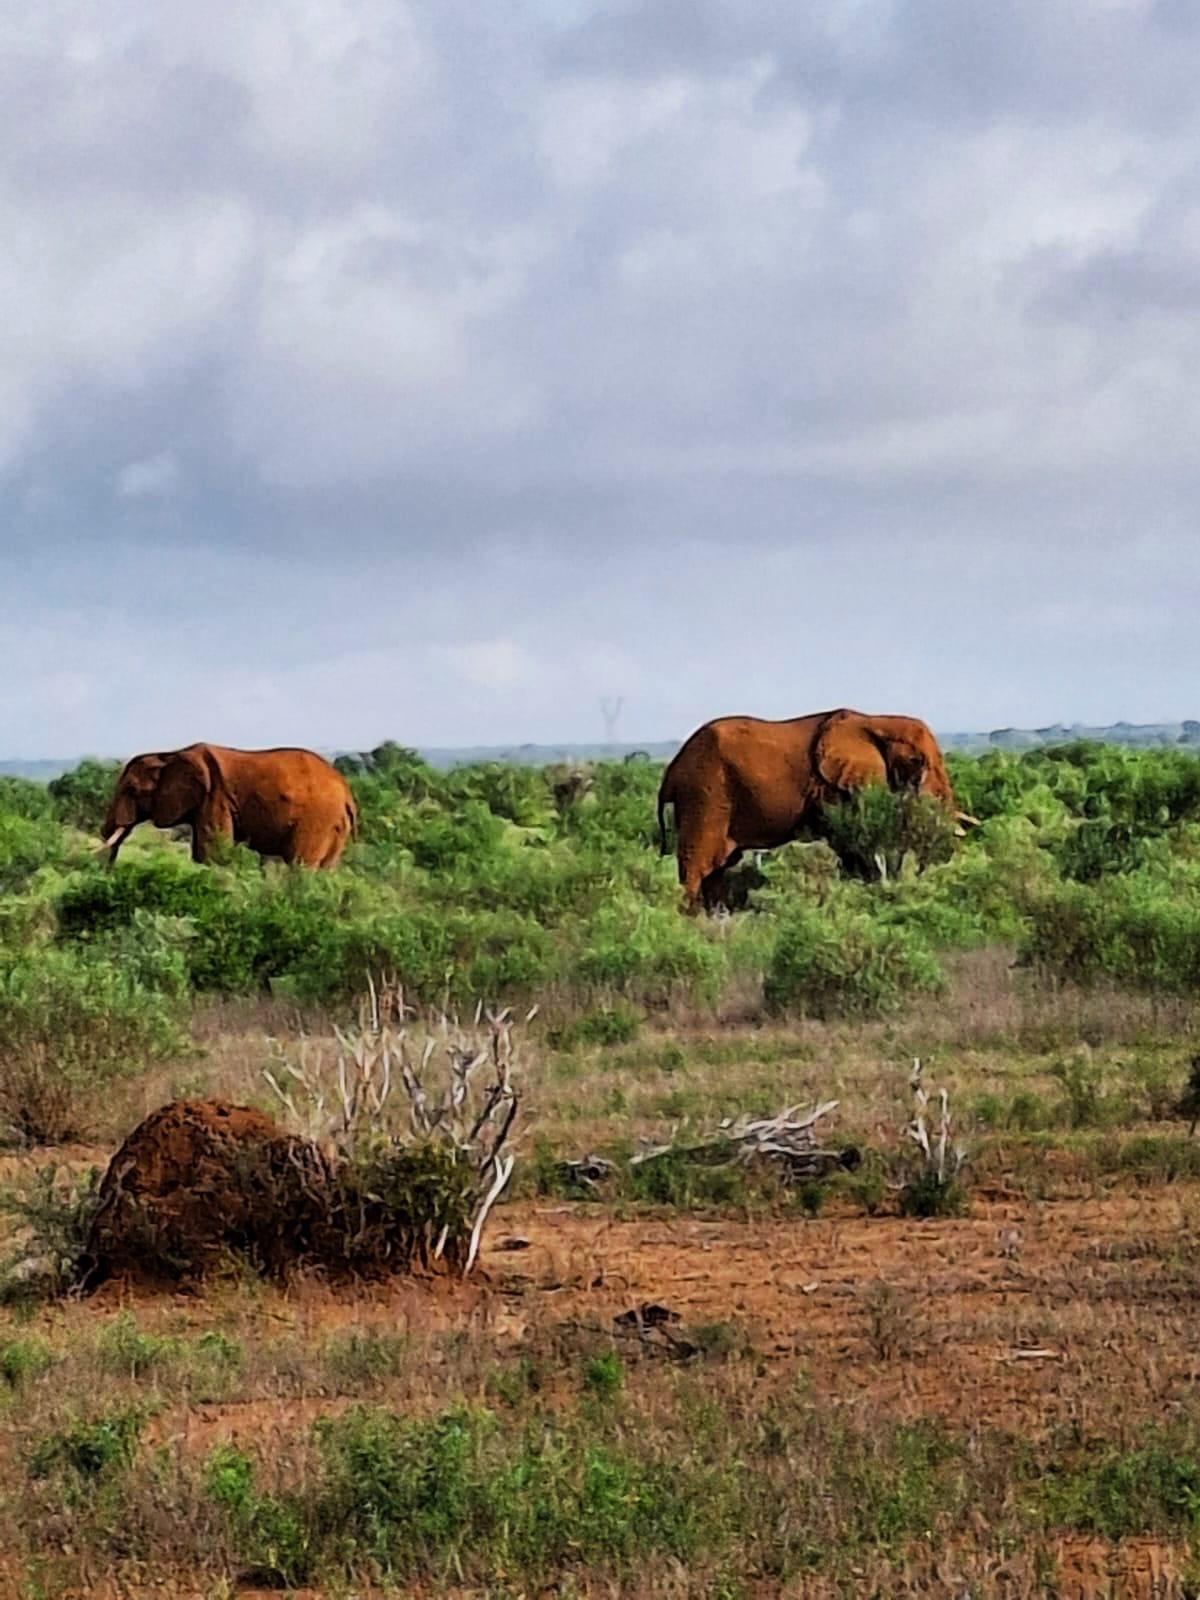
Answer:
[28,1407,143,1481]
[0,1335,53,1388]
[0,814,64,892]
[0,946,183,1079]
[821,789,957,881]
[47,759,121,832]
[57,855,226,938]
[549,1003,642,1051]
[1034,1436,1200,1539]
[764,903,943,1018]
[1022,876,1200,992]
[573,901,725,1005]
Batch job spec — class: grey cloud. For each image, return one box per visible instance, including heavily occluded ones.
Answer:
[2,0,1199,755]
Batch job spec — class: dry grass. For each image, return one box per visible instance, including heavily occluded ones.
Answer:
[2,955,1200,1593]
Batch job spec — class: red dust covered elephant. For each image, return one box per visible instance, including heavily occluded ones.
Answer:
[100,743,356,868]
[657,708,973,910]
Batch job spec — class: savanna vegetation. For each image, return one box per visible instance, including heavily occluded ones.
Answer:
[3,739,1200,1593]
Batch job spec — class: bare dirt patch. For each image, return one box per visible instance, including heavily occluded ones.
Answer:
[478,1189,1200,1438]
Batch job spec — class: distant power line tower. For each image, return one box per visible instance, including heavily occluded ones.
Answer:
[600,697,624,745]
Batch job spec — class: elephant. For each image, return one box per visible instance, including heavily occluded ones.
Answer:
[657,708,974,911]
[100,743,357,868]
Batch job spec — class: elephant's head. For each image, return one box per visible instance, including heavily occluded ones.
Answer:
[812,711,969,822]
[100,746,218,862]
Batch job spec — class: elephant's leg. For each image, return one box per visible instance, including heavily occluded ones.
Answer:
[287,816,343,869]
[700,847,743,915]
[677,808,736,913]
[317,830,348,869]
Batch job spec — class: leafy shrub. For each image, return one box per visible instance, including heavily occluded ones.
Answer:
[47,759,121,832]
[897,1168,967,1219]
[821,789,958,881]
[0,777,53,822]
[28,1407,143,1480]
[0,948,183,1140]
[0,1164,103,1302]
[574,901,725,1005]
[582,1350,624,1396]
[1051,1051,1115,1129]
[1022,876,1200,992]
[765,904,943,1018]
[1055,820,1147,882]
[57,855,226,938]
[205,1442,317,1586]
[549,1003,642,1050]
[0,1335,53,1388]
[0,814,64,892]
[94,1312,181,1379]
[625,1146,760,1208]
[1034,1436,1200,1539]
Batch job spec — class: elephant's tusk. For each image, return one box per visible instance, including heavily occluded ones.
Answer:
[96,828,130,853]
[955,812,980,828]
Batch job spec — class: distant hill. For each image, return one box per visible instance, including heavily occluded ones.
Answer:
[4,724,1200,782]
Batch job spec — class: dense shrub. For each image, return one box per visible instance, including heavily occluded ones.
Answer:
[1022,876,1200,993]
[821,789,958,881]
[0,947,182,1075]
[58,855,228,938]
[764,903,944,1018]
[1,741,1199,1027]
[0,814,64,892]
[47,759,120,832]
[573,900,725,1005]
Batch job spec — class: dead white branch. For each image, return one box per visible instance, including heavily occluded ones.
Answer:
[629,1099,853,1181]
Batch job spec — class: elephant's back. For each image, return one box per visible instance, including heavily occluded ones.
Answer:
[704,713,826,775]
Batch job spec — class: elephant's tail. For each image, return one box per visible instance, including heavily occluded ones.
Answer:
[345,797,359,840]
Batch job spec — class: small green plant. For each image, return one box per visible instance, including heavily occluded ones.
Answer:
[1007,1090,1049,1132]
[691,1321,747,1362]
[28,1407,143,1480]
[583,1349,624,1396]
[205,1443,317,1587]
[843,1162,888,1216]
[94,1312,181,1379]
[184,1330,245,1400]
[1052,1050,1111,1130]
[625,1146,754,1209]
[0,1335,53,1388]
[549,1003,642,1051]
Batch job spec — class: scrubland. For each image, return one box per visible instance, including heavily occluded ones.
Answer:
[2,741,1200,1595]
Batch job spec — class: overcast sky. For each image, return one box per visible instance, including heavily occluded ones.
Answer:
[2,0,1198,757]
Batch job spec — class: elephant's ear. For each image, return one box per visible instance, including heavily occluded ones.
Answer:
[813,714,888,792]
[151,748,212,826]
